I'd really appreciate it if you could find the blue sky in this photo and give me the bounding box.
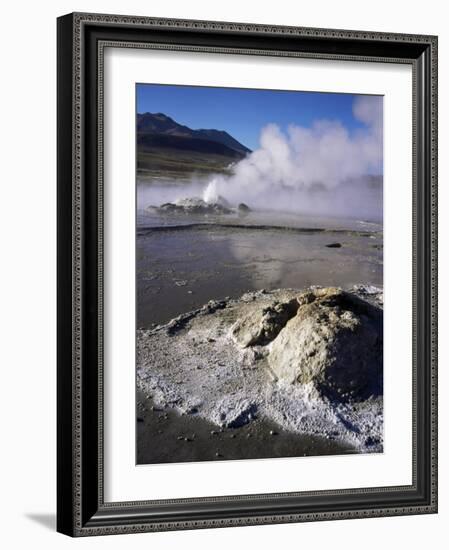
[137,83,379,151]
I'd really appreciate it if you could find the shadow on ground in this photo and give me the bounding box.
[25,513,56,531]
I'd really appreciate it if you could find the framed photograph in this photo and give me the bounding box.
[57,12,438,536]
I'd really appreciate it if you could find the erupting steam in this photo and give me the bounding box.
[201,95,383,220]
[138,95,383,221]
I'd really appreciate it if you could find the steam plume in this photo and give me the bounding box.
[202,95,383,220]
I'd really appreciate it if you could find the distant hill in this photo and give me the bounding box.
[137,112,251,180]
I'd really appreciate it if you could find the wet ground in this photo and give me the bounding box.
[136,210,382,327]
[137,391,355,465]
[136,209,383,464]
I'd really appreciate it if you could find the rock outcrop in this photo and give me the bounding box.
[231,298,299,347]
[148,197,253,216]
[237,203,251,213]
[229,287,382,402]
[267,288,382,401]
[151,197,232,215]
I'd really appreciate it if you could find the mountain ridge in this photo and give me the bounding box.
[137,112,251,156]
[137,112,251,180]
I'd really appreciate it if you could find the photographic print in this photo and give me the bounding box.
[135,84,384,465]
[57,14,437,534]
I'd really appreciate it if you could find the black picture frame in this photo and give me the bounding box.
[57,12,438,536]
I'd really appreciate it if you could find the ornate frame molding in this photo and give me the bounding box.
[57,12,437,536]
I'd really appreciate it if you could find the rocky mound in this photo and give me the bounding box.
[270,289,382,401]
[148,197,251,216]
[150,196,232,215]
[237,203,251,213]
[137,286,384,451]
[230,287,382,401]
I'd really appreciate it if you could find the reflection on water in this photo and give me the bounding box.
[136,210,382,327]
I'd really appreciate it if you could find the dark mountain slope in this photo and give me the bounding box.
[137,112,251,154]
[137,113,251,180]
[196,128,251,155]
[137,133,245,158]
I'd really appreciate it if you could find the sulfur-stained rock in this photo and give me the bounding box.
[230,298,299,347]
[268,288,382,401]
